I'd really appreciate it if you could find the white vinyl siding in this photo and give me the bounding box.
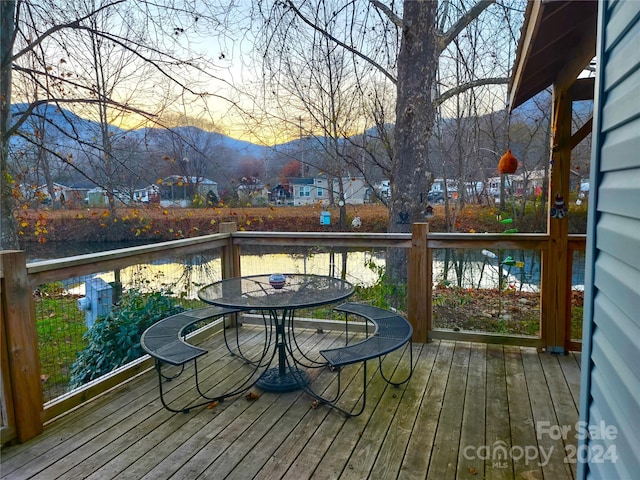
[579,1,640,479]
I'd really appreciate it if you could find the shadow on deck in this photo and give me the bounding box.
[0,325,581,479]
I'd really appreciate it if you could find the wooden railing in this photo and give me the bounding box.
[0,223,586,444]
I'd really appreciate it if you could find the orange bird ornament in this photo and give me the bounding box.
[498,149,518,174]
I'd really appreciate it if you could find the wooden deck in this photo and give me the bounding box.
[0,325,581,480]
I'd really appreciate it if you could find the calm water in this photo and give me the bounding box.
[25,241,585,298]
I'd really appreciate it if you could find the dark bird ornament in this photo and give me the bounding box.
[550,194,568,219]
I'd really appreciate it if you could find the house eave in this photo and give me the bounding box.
[508,0,598,111]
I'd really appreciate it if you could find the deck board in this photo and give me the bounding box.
[0,326,581,480]
[371,343,437,480]
[521,349,576,480]
[485,344,513,480]
[456,342,486,479]
[428,342,470,479]
[399,341,454,480]
[559,352,582,409]
[335,344,418,480]
[539,353,581,479]
[505,346,544,480]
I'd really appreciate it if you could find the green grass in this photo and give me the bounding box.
[34,290,205,401]
[35,295,89,399]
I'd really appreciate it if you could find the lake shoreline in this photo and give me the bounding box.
[17,202,588,253]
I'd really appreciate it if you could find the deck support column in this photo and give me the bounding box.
[543,87,572,353]
[220,222,240,279]
[1,250,43,442]
[409,222,431,343]
[219,222,241,328]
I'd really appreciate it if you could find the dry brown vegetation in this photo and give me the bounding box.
[16,204,492,243]
[16,201,587,244]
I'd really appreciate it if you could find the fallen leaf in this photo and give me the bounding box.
[245,391,260,401]
[207,401,219,409]
[468,466,478,475]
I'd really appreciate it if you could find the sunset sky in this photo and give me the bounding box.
[19,1,520,147]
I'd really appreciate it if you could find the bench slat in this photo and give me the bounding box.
[321,302,412,367]
[321,335,406,366]
[141,306,241,366]
[149,342,206,366]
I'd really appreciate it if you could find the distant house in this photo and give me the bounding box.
[291,177,328,206]
[29,182,69,205]
[133,185,160,204]
[334,176,370,205]
[78,185,158,207]
[487,169,547,198]
[29,182,88,207]
[291,176,370,206]
[237,182,268,206]
[268,184,293,205]
[430,178,458,195]
[85,188,128,207]
[85,188,108,207]
[512,169,547,196]
[376,180,391,199]
[159,176,218,207]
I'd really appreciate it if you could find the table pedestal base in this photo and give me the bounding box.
[257,367,309,392]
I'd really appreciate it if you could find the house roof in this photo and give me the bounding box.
[35,182,70,191]
[163,175,216,185]
[289,178,315,185]
[508,0,598,110]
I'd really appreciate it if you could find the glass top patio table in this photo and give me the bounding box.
[197,274,354,311]
[198,274,354,392]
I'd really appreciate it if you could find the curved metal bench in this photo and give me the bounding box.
[309,302,414,417]
[141,305,260,413]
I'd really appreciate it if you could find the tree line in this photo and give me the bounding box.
[3,0,594,281]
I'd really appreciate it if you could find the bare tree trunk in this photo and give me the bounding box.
[40,137,59,209]
[387,1,439,282]
[0,1,18,249]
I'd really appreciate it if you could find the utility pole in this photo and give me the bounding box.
[299,116,305,177]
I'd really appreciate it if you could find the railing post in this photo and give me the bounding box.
[408,223,431,343]
[1,251,43,442]
[543,86,571,353]
[219,222,240,279]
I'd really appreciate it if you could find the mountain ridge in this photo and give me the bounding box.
[9,103,270,158]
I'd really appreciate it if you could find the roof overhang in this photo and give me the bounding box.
[508,0,598,111]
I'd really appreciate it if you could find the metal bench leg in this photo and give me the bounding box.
[342,312,370,346]
[339,361,367,417]
[155,359,229,414]
[303,361,367,417]
[154,360,196,414]
[378,341,414,387]
[224,311,273,368]
[352,361,367,417]
[345,313,350,345]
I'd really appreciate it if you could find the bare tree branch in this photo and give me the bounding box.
[370,0,402,27]
[434,77,510,106]
[9,0,127,62]
[437,0,495,53]
[285,0,397,84]
[14,131,111,191]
